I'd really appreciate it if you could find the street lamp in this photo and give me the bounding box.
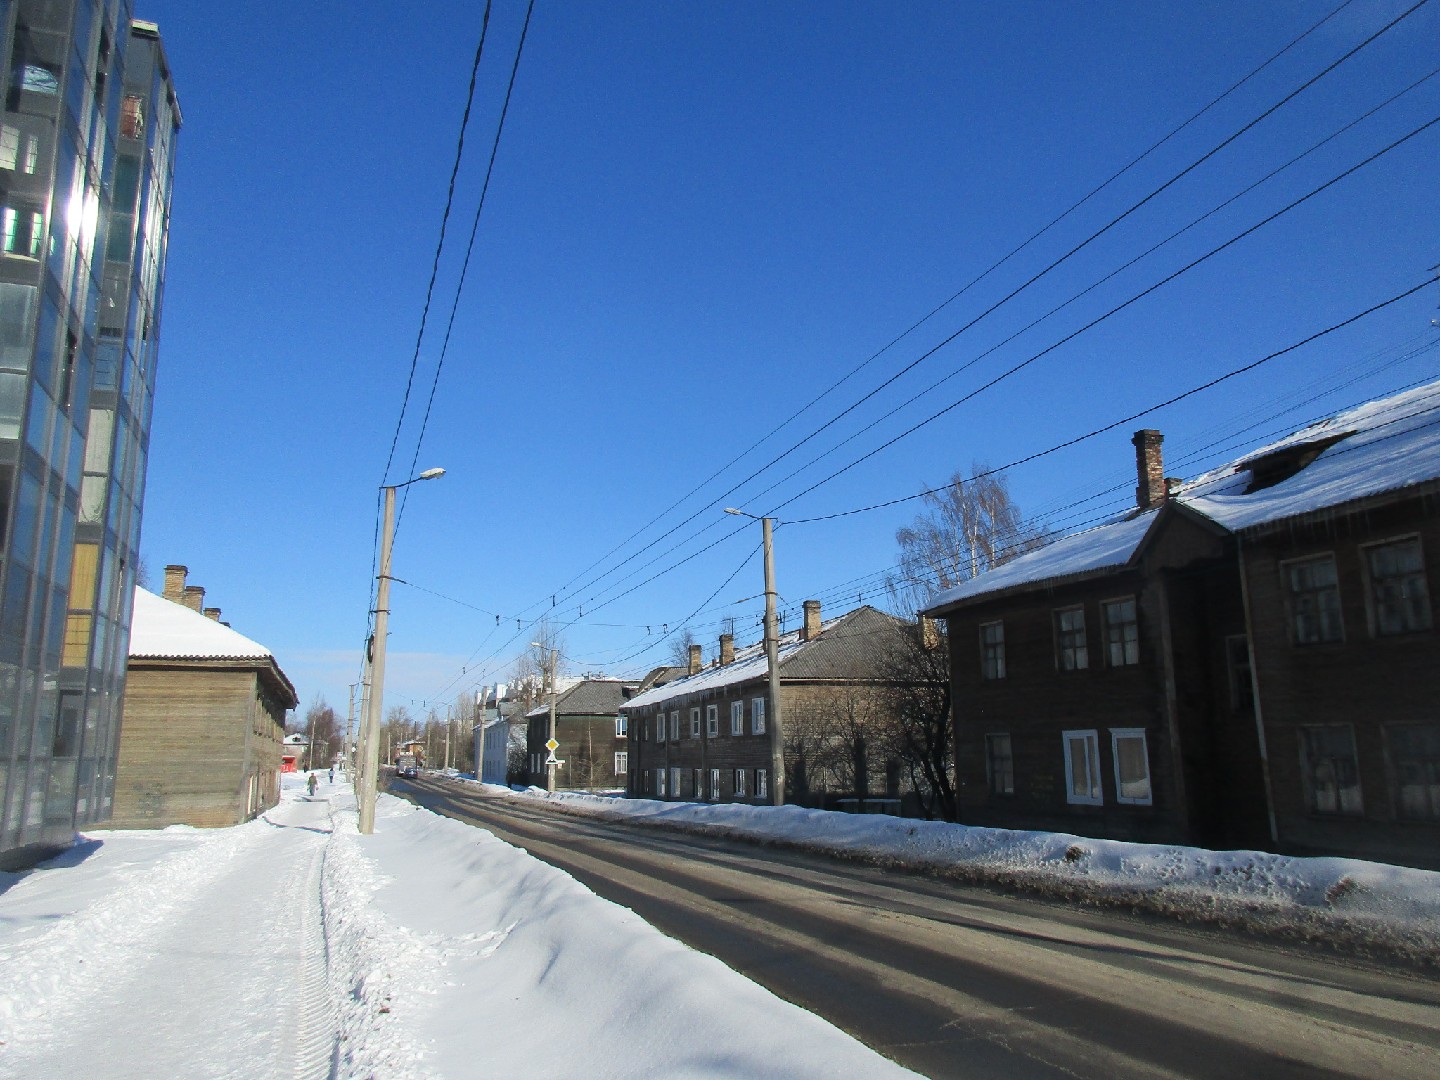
[724,508,785,806]
[357,466,446,835]
[530,642,559,792]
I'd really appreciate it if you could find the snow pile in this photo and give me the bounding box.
[503,786,1440,957]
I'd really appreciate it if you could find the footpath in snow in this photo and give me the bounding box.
[0,773,918,1080]
[491,781,1440,964]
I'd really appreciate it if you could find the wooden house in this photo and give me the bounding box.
[524,678,638,791]
[924,382,1440,869]
[110,569,298,829]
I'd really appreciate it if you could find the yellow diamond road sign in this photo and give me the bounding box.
[545,738,559,752]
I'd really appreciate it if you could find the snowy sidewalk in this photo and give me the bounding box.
[0,774,918,1079]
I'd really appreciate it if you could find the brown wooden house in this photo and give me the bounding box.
[924,382,1440,869]
[622,603,914,811]
[525,678,638,791]
[110,567,298,828]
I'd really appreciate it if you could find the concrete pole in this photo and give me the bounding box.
[546,649,559,792]
[444,705,452,771]
[358,484,396,835]
[762,516,785,807]
[474,686,488,783]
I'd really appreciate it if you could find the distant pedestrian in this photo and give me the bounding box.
[328,767,334,784]
[307,772,317,797]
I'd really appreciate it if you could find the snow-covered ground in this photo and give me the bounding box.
[493,781,1440,962]
[0,773,918,1079]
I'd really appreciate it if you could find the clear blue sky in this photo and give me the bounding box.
[133,0,1439,723]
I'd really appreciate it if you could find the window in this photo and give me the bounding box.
[120,94,144,138]
[656,768,668,798]
[734,769,748,798]
[1055,607,1089,671]
[615,715,627,738]
[692,768,703,797]
[690,708,701,738]
[669,767,681,797]
[656,713,666,744]
[1,205,44,258]
[1103,598,1139,667]
[1286,555,1343,644]
[614,751,628,775]
[1063,729,1102,805]
[756,768,769,799]
[985,733,1013,796]
[751,697,766,735]
[1110,729,1152,805]
[706,704,719,738]
[980,621,1005,680]
[1299,725,1362,815]
[730,701,744,736]
[1387,724,1440,821]
[709,768,721,801]
[0,127,37,174]
[1225,635,1254,711]
[669,711,680,741]
[1365,537,1431,636]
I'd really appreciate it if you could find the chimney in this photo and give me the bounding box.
[802,600,822,641]
[182,585,205,613]
[719,633,735,665]
[687,643,703,676]
[1132,429,1165,511]
[203,607,221,622]
[163,564,187,602]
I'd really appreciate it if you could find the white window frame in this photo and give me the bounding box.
[709,767,721,801]
[692,768,703,798]
[1109,728,1152,805]
[669,710,680,741]
[1062,729,1103,806]
[614,751,627,775]
[669,767,682,797]
[751,697,766,735]
[656,713,666,744]
[706,704,719,738]
[615,714,628,738]
[730,701,744,735]
[656,767,667,798]
[756,768,769,799]
[690,707,701,738]
[1102,596,1139,667]
[984,732,1014,796]
[734,768,748,798]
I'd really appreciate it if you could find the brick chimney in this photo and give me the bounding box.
[1132,429,1165,511]
[719,633,734,665]
[203,607,221,622]
[163,564,187,602]
[802,600,822,641]
[182,585,205,613]
[687,643,703,675]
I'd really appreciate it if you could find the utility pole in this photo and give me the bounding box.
[346,682,357,776]
[726,508,786,806]
[474,686,487,783]
[547,648,559,792]
[444,705,452,772]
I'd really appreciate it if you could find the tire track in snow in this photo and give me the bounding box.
[293,804,340,1080]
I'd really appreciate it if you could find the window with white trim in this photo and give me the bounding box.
[1300,724,1362,815]
[669,767,681,797]
[669,711,680,741]
[1062,729,1102,805]
[985,733,1013,796]
[709,768,721,800]
[1364,537,1432,636]
[1109,728,1151,805]
[1055,607,1089,671]
[756,768,769,799]
[730,701,744,735]
[656,768,667,797]
[1285,555,1343,644]
[751,697,766,734]
[690,708,701,738]
[614,751,627,775]
[615,715,627,738]
[1103,597,1139,667]
[734,768,748,798]
[692,768,703,798]
[706,704,719,738]
[980,620,1005,680]
[1387,723,1440,821]
[656,713,666,744]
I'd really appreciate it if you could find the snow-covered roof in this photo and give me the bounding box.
[622,607,899,712]
[925,379,1440,612]
[129,587,274,660]
[1177,380,1440,532]
[523,678,637,720]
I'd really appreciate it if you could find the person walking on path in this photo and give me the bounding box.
[307,772,318,797]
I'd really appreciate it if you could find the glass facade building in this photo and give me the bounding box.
[0,0,178,868]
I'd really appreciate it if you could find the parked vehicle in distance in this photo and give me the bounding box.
[395,753,419,779]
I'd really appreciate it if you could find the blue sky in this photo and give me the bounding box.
[132,0,1439,722]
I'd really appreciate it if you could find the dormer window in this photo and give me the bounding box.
[1241,431,1352,493]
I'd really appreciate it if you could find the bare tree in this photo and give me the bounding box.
[303,697,343,771]
[669,627,698,668]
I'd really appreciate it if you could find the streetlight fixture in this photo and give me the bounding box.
[724,508,785,806]
[357,466,446,835]
[530,641,560,792]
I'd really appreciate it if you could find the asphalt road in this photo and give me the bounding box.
[389,774,1440,1080]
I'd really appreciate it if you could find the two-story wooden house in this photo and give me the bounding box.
[924,382,1440,869]
[525,678,638,791]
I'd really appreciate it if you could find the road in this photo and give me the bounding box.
[391,774,1440,1080]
